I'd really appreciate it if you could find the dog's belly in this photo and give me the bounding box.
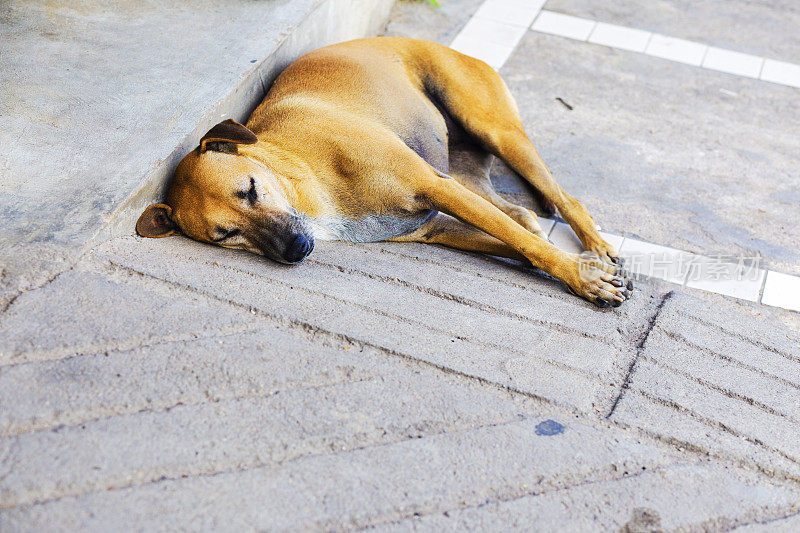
[309,210,437,243]
[402,127,448,173]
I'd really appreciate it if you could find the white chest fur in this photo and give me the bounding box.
[308,210,436,243]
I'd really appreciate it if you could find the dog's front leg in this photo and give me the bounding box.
[418,174,631,307]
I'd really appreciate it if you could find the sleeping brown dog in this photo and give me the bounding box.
[137,37,632,307]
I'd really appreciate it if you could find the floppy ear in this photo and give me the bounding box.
[136,204,180,238]
[199,119,258,153]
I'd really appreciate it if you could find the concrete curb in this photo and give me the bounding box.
[93,0,395,246]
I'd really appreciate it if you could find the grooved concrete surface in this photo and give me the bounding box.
[2,235,800,530]
[4,0,800,530]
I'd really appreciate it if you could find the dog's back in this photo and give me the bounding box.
[246,38,493,173]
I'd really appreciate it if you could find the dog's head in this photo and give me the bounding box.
[137,119,314,264]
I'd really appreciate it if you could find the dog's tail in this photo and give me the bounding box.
[416,41,558,217]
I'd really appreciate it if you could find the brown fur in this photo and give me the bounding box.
[137,37,632,307]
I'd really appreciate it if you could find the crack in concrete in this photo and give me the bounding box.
[305,256,627,349]
[0,322,264,370]
[610,417,800,485]
[102,260,573,413]
[2,416,542,512]
[734,510,800,531]
[660,328,800,392]
[0,266,70,317]
[605,291,673,419]
[687,314,800,365]
[692,507,800,533]
[0,231,106,317]
[631,388,800,468]
[1,371,378,440]
[134,254,609,384]
[641,353,800,424]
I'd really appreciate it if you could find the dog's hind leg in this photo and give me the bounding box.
[422,47,620,265]
[449,141,549,240]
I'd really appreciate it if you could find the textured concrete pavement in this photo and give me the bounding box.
[3,0,800,530]
[2,235,800,530]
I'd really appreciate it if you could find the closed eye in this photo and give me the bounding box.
[236,177,258,205]
[212,227,240,242]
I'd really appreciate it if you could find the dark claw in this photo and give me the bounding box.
[562,282,579,296]
[626,280,634,290]
[595,298,610,308]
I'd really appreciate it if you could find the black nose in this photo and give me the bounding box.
[283,233,314,263]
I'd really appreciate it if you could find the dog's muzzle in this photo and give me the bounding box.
[282,233,314,263]
[248,211,315,264]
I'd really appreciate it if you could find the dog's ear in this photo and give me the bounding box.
[136,204,180,238]
[199,119,258,153]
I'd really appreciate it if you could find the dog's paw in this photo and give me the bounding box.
[585,238,623,267]
[563,253,633,308]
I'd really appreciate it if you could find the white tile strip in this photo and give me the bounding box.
[645,34,708,66]
[760,59,800,88]
[588,22,652,53]
[529,9,800,90]
[548,221,623,255]
[531,11,596,41]
[538,216,556,236]
[761,271,800,312]
[702,47,764,78]
[473,0,546,28]
[450,0,545,69]
[618,238,696,286]
[547,221,583,254]
[450,31,520,69]
[685,255,766,303]
[457,16,528,49]
[448,1,800,312]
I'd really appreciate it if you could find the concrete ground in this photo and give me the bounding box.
[2,0,800,531]
[3,234,800,530]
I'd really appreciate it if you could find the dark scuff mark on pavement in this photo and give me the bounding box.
[606,291,673,419]
[555,97,573,110]
[535,419,565,436]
